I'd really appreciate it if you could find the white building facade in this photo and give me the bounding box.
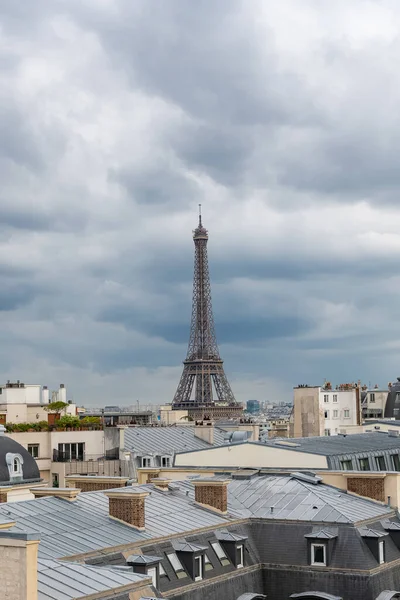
[320,387,360,436]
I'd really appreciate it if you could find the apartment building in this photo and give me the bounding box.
[294,383,361,437]
[0,380,76,425]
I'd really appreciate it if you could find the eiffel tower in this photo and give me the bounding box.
[172,207,243,420]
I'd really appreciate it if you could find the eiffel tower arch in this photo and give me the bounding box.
[172,208,243,420]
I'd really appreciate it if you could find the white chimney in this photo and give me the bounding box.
[42,387,49,405]
[58,384,67,404]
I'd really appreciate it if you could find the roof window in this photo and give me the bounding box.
[211,541,230,566]
[167,553,187,579]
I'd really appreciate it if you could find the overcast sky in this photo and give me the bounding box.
[2,0,400,406]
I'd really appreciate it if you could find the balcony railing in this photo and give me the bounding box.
[52,450,119,463]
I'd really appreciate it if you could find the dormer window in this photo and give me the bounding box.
[172,540,208,581]
[126,553,163,588]
[142,456,152,468]
[215,530,248,568]
[305,527,337,567]
[311,543,326,566]
[161,455,171,468]
[358,527,388,564]
[6,452,24,480]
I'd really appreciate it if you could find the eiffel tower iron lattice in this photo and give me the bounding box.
[172,208,242,418]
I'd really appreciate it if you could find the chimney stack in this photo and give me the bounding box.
[194,423,214,445]
[31,488,80,502]
[0,530,40,600]
[105,489,149,530]
[193,478,230,514]
[150,478,172,492]
[42,386,49,405]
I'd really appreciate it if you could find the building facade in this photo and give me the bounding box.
[294,383,361,437]
[246,400,260,415]
[0,381,76,425]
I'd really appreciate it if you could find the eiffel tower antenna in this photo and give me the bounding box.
[172,210,243,420]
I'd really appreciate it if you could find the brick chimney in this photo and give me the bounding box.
[0,530,40,600]
[65,475,129,492]
[105,490,149,530]
[193,478,230,514]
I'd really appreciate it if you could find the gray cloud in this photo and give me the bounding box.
[1,0,400,404]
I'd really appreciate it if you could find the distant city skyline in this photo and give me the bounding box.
[2,2,400,405]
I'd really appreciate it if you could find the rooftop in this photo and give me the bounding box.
[177,474,392,524]
[0,484,230,561]
[261,432,400,456]
[124,425,227,455]
[38,558,147,600]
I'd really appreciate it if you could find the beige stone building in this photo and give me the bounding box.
[5,428,130,488]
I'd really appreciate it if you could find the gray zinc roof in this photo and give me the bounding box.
[0,484,230,560]
[124,426,226,456]
[37,558,148,600]
[178,474,393,523]
[261,432,400,456]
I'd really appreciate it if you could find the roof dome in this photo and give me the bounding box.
[0,426,41,485]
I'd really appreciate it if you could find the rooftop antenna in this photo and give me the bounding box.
[198,203,202,226]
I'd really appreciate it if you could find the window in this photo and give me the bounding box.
[370,393,375,403]
[344,409,350,418]
[376,456,386,471]
[324,410,329,419]
[211,542,230,566]
[333,394,338,403]
[236,544,244,568]
[53,473,59,487]
[194,556,203,581]
[159,563,167,577]
[333,410,338,418]
[391,454,400,471]
[167,553,186,579]
[142,457,151,468]
[6,452,23,479]
[161,456,171,468]
[28,444,39,459]
[58,443,84,462]
[311,543,326,566]
[359,458,370,471]
[379,541,385,564]
[148,566,157,587]
[204,553,213,571]
[340,460,352,470]
[323,395,329,403]
[324,429,331,436]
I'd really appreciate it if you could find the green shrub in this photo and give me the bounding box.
[57,414,81,428]
[80,416,101,426]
